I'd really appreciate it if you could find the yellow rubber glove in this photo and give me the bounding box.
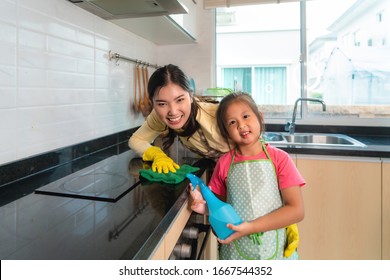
[142,146,180,174]
[284,223,299,258]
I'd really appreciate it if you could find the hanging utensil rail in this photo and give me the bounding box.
[109,50,160,69]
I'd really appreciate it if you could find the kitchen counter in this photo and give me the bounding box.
[271,134,390,158]
[263,124,390,158]
[0,150,213,260]
[0,129,388,260]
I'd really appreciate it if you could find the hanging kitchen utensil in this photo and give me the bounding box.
[133,63,141,113]
[140,65,152,117]
[144,65,152,114]
[137,64,143,112]
[138,65,147,116]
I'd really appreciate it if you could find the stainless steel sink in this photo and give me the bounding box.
[262,132,286,142]
[262,132,366,147]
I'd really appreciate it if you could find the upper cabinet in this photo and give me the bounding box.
[167,0,198,42]
[68,0,198,45]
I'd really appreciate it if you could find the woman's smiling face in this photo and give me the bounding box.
[153,83,193,130]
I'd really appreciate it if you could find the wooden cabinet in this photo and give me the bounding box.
[150,200,192,259]
[296,155,382,260]
[383,159,390,259]
[150,170,209,260]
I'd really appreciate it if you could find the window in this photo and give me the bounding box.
[221,67,252,92]
[216,0,390,125]
[216,8,236,26]
[221,66,287,104]
[376,11,383,23]
[254,66,287,104]
[353,30,362,47]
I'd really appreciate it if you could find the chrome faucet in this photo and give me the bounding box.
[285,97,326,134]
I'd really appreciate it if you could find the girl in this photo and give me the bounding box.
[190,92,305,260]
[128,64,231,173]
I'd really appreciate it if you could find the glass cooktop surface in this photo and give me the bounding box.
[35,151,140,202]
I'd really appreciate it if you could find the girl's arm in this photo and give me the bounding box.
[218,185,304,244]
[188,184,226,215]
[188,184,208,215]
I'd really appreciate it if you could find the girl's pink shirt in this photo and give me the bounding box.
[209,143,306,197]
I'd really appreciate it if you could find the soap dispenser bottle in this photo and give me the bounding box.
[186,173,243,240]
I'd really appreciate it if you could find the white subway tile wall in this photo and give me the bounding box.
[0,0,156,165]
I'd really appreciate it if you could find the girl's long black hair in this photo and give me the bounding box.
[148,64,200,151]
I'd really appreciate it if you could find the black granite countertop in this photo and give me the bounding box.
[0,150,213,260]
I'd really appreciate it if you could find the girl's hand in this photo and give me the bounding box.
[188,183,207,214]
[217,222,254,244]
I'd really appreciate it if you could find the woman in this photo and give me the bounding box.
[128,64,231,173]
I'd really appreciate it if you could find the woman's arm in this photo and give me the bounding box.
[128,110,166,156]
[128,121,162,156]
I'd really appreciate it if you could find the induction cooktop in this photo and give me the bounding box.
[35,151,141,202]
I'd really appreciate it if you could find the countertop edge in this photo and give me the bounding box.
[132,158,214,260]
[132,187,190,260]
[274,145,390,158]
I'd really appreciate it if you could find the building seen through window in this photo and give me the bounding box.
[216,0,390,124]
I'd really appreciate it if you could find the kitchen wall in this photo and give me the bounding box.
[0,0,215,166]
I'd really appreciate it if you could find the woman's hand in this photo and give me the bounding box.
[142,146,180,173]
[188,184,207,215]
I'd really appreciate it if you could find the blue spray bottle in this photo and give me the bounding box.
[186,173,243,240]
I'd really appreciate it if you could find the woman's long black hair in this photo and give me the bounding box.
[148,64,200,151]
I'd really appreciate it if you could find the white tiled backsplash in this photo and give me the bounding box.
[0,0,157,165]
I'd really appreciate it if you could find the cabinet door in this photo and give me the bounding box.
[150,200,192,260]
[383,160,390,260]
[150,171,208,260]
[297,155,381,260]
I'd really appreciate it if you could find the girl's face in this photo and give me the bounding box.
[224,101,262,153]
[153,83,193,130]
